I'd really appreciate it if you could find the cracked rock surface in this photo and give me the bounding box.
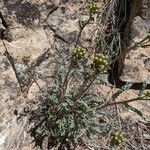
[0,0,98,149]
[0,0,150,149]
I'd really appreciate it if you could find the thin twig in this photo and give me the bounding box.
[97,97,150,110]
[75,17,91,48]
[26,64,44,94]
[126,35,149,53]
[115,102,122,130]
[62,62,74,95]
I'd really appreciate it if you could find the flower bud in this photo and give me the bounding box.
[111,132,124,146]
[72,48,85,61]
[92,54,108,72]
[22,56,30,64]
[90,3,100,15]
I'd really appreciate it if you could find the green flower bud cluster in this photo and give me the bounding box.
[111,132,124,146]
[22,56,30,64]
[144,91,150,98]
[72,48,85,61]
[77,123,83,129]
[90,3,100,15]
[92,54,108,71]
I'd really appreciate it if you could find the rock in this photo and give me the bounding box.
[4,28,52,61]
[0,0,86,149]
[144,58,150,71]
[0,137,5,145]
[0,0,150,149]
[143,134,150,140]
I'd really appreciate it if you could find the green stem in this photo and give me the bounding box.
[62,62,74,95]
[75,17,91,48]
[75,73,97,100]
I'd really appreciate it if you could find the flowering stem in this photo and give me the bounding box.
[75,17,91,48]
[75,72,97,100]
[62,62,75,95]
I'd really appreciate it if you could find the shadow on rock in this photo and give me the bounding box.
[3,0,40,27]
